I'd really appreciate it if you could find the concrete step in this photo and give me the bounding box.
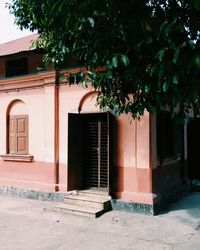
[54,189,112,218]
[54,203,105,218]
[78,189,110,198]
[64,194,111,209]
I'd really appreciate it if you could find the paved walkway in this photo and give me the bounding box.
[0,192,200,250]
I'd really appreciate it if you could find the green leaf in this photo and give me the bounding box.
[107,71,112,79]
[58,73,64,83]
[156,48,167,62]
[144,85,150,93]
[87,17,95,27]
[121,55,130,67]
[158,21,172,38]
[160,21,168,33]
[194,55,200,69]
[87,71,93,76]
[10,0,200,121]
[188,40,195,49]
[92,52,98,63]
[149,65,156,76]
[173,48,180,64]
[52,0,64,12]
[173,75,179,85]
[145,36,153,44]
[163,23,172,36]
[163,81,169,92]
[112,56,118,68]
[62,46,69,54]
[192,0,200,10]
[82,80,88,88]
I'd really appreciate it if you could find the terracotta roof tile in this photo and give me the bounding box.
[0,33,39,57]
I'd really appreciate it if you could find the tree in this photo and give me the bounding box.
[9,0,200,119]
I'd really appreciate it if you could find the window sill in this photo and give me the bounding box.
[0,154,34,162]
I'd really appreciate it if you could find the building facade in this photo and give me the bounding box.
[0,34,195,214]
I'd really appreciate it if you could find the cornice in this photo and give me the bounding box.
[0,67,88,93]
[0,71,55,92]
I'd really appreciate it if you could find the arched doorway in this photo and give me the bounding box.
[67,91,113,192]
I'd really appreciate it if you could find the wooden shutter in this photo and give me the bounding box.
[9,117,16,154]
[9,115,28,154]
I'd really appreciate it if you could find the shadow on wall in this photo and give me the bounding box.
[110,118,124,197]
[187,118,200,181]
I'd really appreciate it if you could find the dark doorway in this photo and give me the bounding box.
[68,112,111,192]
[187,118,200,180]
[83,114,108,189]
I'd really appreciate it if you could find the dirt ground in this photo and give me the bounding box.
[0,192,200,250]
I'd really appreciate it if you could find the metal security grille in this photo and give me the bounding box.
[100,121,108,187]
[84,116,108,189]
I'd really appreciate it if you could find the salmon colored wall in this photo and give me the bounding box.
[79,92,99,112]
[109,111,153,203]
[111,162,150,194]
[0,89,46,161]
[113,114,136,169]
[136,112,150,169]
[0,160,66,192]
[0,84,59,192]
[112,112,150,170]
[0,159,56,192]
[64,90,153,203]
[0,69,69,192]
[0,69,153,201]
[9,100,27,115]
[111,166,154,203]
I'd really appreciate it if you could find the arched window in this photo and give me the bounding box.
[7,100,29,155]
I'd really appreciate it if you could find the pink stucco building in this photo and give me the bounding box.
[0,34,198,214]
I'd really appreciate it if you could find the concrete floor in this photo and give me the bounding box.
[0,192,200,250]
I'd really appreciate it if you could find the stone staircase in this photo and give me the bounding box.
[54,189,112,218]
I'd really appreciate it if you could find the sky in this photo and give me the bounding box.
[0,0,34,44]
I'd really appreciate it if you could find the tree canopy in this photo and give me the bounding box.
[9,0,200,119]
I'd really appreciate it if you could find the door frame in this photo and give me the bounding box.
[67,111,112,193]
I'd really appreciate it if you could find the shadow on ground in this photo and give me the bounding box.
[158,192,200,227]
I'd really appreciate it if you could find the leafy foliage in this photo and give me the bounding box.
[9,0,200,119]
